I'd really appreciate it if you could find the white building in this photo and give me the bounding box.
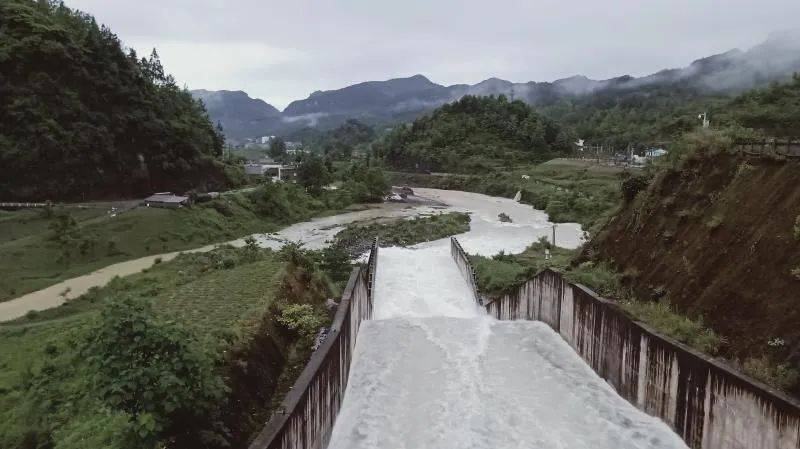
[243,164,298,182]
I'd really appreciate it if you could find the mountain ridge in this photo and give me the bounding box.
[193,32,800,140]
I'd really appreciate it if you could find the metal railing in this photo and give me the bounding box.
[732,138,800,158]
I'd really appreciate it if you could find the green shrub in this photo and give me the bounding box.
[211,200,234,217]
[621,174,650,203]
[334,212,470,251]
[564,261,622,297]
[51,409,130,449]
[276,304,325,339]
[521,189,549,210]
[742,356,800,391]
[470,255,527,296]
[320,245,353,284]
[620,299,722,354]
[83,296,228,447]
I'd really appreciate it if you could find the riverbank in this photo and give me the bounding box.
[0,200,435,322]
[1,188,586,448]
[388,159,624,234]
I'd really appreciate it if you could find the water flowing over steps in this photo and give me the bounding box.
[326,242,687,449]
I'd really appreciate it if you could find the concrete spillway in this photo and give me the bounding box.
[327,242,687,449]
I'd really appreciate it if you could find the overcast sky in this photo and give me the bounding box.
[67,0,800,110]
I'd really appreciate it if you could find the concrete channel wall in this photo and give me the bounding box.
[248,240,379,449]
[450,237,482,306]
[450,237,800,449]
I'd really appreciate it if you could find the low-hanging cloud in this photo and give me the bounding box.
[67,0,800,109]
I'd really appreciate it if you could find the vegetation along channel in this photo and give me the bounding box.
[2,0,800,448]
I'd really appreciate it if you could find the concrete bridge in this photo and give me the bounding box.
[248,238,800,449]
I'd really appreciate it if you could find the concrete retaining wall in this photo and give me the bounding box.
[450,238,800,449]
[248,240,378,449]
[449,237,482,306]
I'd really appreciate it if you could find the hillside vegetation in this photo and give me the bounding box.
[0,242,347,449]
[0,0,239,201]
[590,134,800,394]
[287,119,377,161]
[377,95,572,172]
[720,73,800,136]
[539,73,800,150]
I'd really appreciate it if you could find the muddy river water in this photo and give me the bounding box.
[0,189,583,322]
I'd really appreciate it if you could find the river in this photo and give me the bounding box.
[0,189,582,322]
[326,193,685,449]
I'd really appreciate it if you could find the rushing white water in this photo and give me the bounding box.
[413,188,585,254]
[328,196,686,449]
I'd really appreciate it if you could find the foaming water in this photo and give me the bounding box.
[329,318,687,449]
[373,245,481,319]
[328,192,687,449]
[413,188,585,255]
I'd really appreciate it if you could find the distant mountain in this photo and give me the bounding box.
[284,74,450,116]
[197,32,800,140]
[190,90,282,140]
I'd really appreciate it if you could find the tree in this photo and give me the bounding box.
[83,296,228,447]
[268,137,288,161]
[297,154,332,195]
[0,0,237,201]
[375,95,569,173]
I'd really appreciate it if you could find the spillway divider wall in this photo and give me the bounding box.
[449,237,800,449]
[450,237,483,306]
[248,239,379,449]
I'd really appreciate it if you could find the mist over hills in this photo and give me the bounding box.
[191,89,283,140]
[192,31,800,140]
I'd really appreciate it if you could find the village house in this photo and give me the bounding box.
[244,163,298,182]
[143,192,190,209]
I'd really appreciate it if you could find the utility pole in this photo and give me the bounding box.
[552,224,556,247]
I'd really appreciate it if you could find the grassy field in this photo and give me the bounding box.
[0,246,285,391]
[0,185,365,303]
[0,198,273,302]
[0,244,301,448]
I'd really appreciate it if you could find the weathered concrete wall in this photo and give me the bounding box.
[248,241,378,449]
[449,236,800,449]
[450,237,482,306]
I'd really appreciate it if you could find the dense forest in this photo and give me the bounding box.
[536,74,800,149]
[376,95,572,172]
[720,73,800,136]
[536,85,727,149]
[0,0,240,201]
[284,119,376,160]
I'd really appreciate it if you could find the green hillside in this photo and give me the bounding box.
[0,0,240,201]
[376,95,572,172]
